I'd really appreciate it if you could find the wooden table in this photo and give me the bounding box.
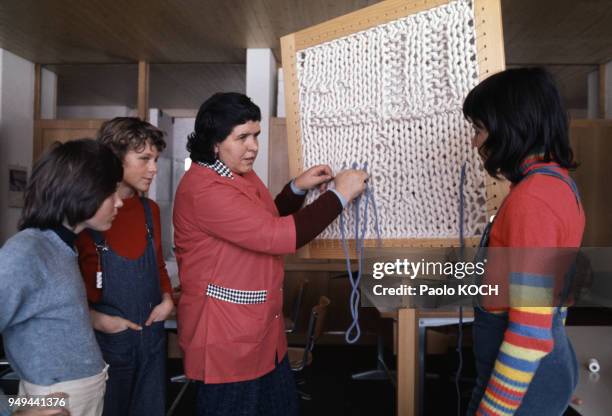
[380,307,474,416]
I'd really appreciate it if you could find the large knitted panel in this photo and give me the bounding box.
[296,0,486,239]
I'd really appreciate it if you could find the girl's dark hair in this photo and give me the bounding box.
[97,117,166,161]
[187,92,261,163]
[462,67,576,183]
[19,139,123,230]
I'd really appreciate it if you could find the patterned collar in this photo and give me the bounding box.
[196,159,234,179]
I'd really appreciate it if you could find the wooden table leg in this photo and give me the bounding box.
[397,308,418,416]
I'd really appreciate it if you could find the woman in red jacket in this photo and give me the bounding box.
[173,93,368,416]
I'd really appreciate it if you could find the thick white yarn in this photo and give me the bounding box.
[296,0,487,239]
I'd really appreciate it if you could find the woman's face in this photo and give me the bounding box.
[83,191,123,231]
[215,120,260,175]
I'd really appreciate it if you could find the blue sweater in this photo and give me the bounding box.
[0,228,105,386]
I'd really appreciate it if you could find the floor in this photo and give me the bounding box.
[165,342,583,416]
[165,306,612,415]
[3,306,609,415]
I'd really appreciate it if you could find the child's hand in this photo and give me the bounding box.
[90,309,142,333]
[144,293,174,326]
[14,407,70,416]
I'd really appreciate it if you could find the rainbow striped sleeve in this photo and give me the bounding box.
[477,305,555,415]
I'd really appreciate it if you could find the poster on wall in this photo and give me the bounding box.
[8,165,27,208]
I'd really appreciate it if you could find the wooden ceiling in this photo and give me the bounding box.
[0,0,382,64]
[48,63,246,109]
[1,0,610,109]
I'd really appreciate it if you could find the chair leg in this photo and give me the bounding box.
[351,334,396,387]
[295,376,312,401]
[297,388,312,401]
[293,369,312,401]
[166,379,191,416]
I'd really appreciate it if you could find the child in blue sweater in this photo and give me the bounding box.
[0,139,123,416]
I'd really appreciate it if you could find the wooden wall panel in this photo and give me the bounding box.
[268,117,290,197]
[137,61,150,121]
[570,119,612,247]
[33,119,105,162]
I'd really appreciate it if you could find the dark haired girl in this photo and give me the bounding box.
[0,139,123,416]
[464,68,584,415]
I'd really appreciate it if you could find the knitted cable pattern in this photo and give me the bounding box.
[296,0,486,239]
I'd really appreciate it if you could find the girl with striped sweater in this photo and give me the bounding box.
[463,68,585,416]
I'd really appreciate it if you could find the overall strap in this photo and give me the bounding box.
[522,166,582,310]
[140,197,155,241]
[524,166,581,207]
[478,165,580,249]
[87,229,108,289]
[88,228,106,247]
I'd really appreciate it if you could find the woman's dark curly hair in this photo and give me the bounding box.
[187,92,261,163]
[463,67,576,183]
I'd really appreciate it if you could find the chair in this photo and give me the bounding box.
[164,302,192,416]
[0,358,12,380]
[0,337,13,379]
[287,296,330,400]
[284,277,309,333]
[167,374,191,416]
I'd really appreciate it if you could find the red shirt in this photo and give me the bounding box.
[489,161,584,248]
[76,195,173,304]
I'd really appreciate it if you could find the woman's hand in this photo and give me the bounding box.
[90,309,142,333]
[145,293,175,326]
[293,165,333,192]
[334,169,369,203]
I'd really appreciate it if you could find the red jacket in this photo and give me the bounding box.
[173,164,296,383]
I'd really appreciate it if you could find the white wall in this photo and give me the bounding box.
[606,62,612,119]
[0,49,36,244]
[277,67,285,118]
[246,49,277,186]
[172,117,194,198]
[587,70,599,119]
[41,67,57,119]
[588,62,612,119]
[148,109,175,259]
[57,105,134,119]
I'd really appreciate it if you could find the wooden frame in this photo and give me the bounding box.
[281,0,508,258]
[32,59,151,162]
[138,60,150,121]
[33,119,106,162]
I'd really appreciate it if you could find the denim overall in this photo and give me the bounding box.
[466,166,580,416]
[90,198,166,416]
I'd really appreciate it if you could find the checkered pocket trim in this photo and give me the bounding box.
[206,283,267,304]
